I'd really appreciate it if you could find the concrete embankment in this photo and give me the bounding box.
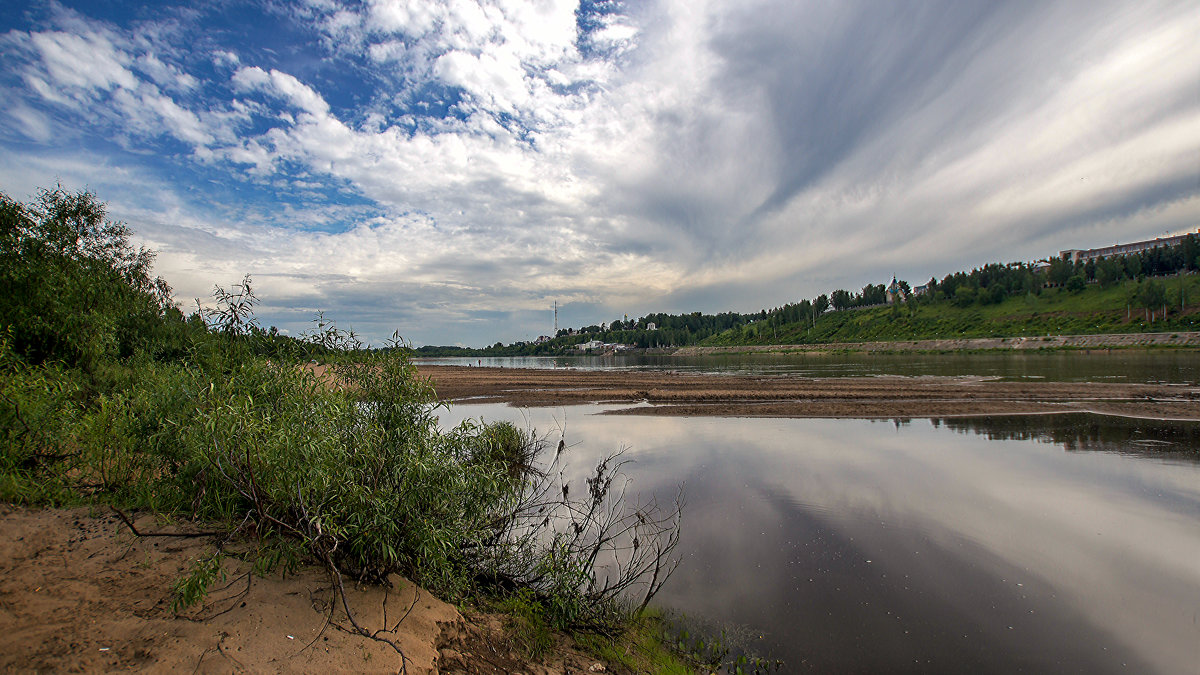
[675,331,1200,355]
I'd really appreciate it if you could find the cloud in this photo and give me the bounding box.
[1,0,1198,346]
[26,29,138,92]
[4,103,53,141]
[232,66,330,115]
[4,14,236,156]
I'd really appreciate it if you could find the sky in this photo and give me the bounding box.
[1,1,1198,347]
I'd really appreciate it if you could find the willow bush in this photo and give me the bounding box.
[0,185,683,634]
[183,347,521,599]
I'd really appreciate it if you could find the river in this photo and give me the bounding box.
[435,382,1200,672]
[416,350,1200,384]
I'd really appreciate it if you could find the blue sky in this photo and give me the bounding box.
[2,1,1198,346]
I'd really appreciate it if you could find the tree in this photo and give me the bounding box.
[1047,257,1073,286]
[953,285,977,307]
[1184,234,1200,271]
[860,284,886,306]
[1095,257,1121,288]
[830,289,851,311]
[1136,279,1166,310]
[1125,254,1143,279]
[0,186,174,370]
[1021,270,1041,295]
[813,294,830,315]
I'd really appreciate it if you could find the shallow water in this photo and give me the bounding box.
[416,350,1200,384]
[438,404,1200,674]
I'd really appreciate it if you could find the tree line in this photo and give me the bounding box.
[435,232,1200,354]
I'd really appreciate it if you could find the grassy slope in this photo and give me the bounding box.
[703,276,1200,347]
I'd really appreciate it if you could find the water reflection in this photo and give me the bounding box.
[416,350,1200,384]
[935,413,1200,460]
[438,405,1200,673]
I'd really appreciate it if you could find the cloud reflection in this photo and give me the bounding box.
[439,405,1200,673]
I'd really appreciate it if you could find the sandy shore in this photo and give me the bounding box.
[0,504,612,674]
[419,365,1200,419]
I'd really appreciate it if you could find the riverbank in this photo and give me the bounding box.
[677,331,1200,355]
[420,365,1200,419]
[0,504,615,674]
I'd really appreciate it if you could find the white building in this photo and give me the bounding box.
[1060,229,1199,264]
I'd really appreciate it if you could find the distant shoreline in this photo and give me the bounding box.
[674,331,1200,356]
[418,331,1200,359]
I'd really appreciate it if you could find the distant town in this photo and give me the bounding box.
[416,227,1200,357]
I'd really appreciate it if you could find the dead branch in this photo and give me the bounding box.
[324,552,412,675]
[299,586,337,654]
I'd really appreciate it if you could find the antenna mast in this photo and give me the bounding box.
[554,301,558,334]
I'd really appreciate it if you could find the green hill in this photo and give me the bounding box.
[701,275,1200,347]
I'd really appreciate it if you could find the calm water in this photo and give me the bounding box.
[416,350,1200,384]
[438,404,1200,674]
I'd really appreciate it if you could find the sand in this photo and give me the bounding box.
[0,504,613,674]
[419,365,1200,419]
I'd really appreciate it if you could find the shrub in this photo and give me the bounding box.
[0,186,684,637]
[0,186,174,372]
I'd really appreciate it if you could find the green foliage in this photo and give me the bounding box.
[0,329,83,503]
[571,609,695,674]
[0,186,684,641]
[175,346,510,597]
[464,420,536,485]
[1134,278,1167,309]
[172,552,227,612]
[702,274,1200,347]
[207,273,260,337]
[0,186,175,371]
[492,589,557,659]
[953,285,977,307]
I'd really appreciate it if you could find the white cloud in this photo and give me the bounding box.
[366,0,442,36]
[2,0,1198,345]
[8,18,237,154]
[232,67,330,116]
[5,104,53,142]
[433,49,529,111]
[27,30,138,93]
[136,53,198,92]
[211,49,239,67]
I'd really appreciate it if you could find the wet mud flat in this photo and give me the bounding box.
[419,365,1200,419]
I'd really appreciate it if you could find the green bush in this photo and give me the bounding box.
[0,329,82,503]
[0,186,174,372]
[0,186,684,637]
